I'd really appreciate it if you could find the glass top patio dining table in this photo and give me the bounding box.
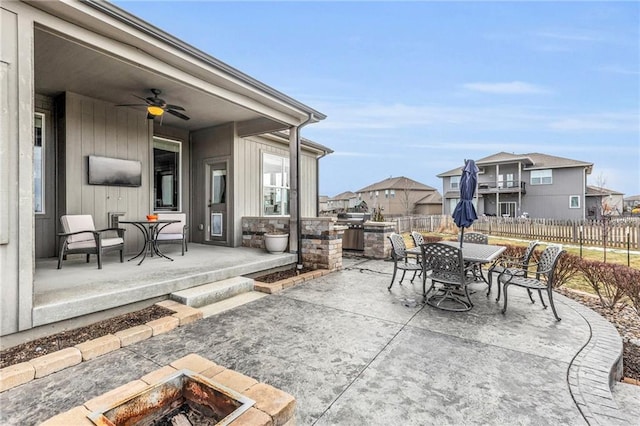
[119,219,180,265]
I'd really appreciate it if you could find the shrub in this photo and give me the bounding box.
[579,260,627,309]
[615,266,640,317]
[552,252,582,289]
[423,236,443,244]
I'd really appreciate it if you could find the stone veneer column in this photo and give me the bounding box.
[363,221,396,259]
[300,217,346,271]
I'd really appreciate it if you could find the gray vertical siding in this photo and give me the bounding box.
[60,92,152,254]
[1,3,35,335]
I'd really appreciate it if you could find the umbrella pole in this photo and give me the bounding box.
[460,227,464,248]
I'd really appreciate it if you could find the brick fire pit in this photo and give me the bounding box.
[41,354,296,426]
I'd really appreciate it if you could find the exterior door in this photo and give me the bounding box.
[206,161,228,245]
[499,202,516,217]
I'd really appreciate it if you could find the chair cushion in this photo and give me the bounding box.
[156,233,184,241]
[102,237,124,247]
[157,213,186,234]
[61,215,96,243]
[67,237,123,250]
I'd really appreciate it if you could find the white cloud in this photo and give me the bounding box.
[598,65,640,75]
[548,112,639,132]
[463,81,550,95]
[533,30,605,43]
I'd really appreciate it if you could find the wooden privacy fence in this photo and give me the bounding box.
[395,215,640,250]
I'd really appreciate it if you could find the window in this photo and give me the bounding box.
[530,169,552,185]
[449,198,459,213]
[153,137,181,211]
[569,195,580,209]
[263,153,289,216]
[390,189,395,198]
[450,176,460,189]
[34,114,44,214]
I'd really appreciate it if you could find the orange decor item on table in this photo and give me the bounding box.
[146,214,158,221]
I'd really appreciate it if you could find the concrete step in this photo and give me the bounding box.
[170,276,255,308]
[199,291,267,318]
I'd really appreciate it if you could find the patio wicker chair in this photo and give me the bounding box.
[156,213,189,255]
[57,214,125,269]
[387,233,422,291]
[498,245,565,321]
[420,242,476,312]
[489,240,539,299]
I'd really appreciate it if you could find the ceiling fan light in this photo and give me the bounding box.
[147,105,164,116]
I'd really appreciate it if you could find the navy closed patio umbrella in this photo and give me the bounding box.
[452,159,479,248]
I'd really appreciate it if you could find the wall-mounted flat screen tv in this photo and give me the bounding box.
[88,155,142,187]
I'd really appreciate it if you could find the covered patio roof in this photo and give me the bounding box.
[29,0,325,134]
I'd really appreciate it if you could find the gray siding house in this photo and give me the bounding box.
[438,152,593,220]
[1,0,330,336]
[356,176,442,217]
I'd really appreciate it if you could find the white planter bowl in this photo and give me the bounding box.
[264,233,289,254]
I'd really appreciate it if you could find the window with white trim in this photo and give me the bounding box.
[153,137,181,211]
[263,153,289,216]
[569,195,580,209]
[450,176,460,189]
[34,113,45,214]
[530,169,552,185]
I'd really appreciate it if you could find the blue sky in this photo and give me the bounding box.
[114,1,639,198]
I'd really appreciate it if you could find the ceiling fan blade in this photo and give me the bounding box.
[166,109,190,120]
[117,103,148,107]
[133,94,152,104]
[147,112,156,120]
[165,104,185,111]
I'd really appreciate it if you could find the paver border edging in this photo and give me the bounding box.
[562,294,630,425]
[0,303,203,393]
[253,268,331,294]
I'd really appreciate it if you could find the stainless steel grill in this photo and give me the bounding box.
[336,213,370,251]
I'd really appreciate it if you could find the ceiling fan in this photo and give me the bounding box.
[120,88,190,121]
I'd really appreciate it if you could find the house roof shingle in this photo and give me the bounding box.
[437,152,593,177]
[328,191,357,202]
[585,186,624,197]
[356,176,437,193]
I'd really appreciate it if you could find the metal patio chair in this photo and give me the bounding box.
[57,214,125,269]
[410,231,425,248]
[420,242,476,312]
[498,245,565,321]
[387,233,422,291]
[489,240,540,298]
[461,232,488,245]
[460,231,489,284]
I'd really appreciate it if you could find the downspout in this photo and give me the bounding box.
[295,113,315,269]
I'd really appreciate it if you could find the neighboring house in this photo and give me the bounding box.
[326,191,359,212]
[1,1,330,336]
[624,195,640,212]
[355,176,442,217]
[437,152,593,220]
[318,195,329,214]
[414,192,444,215]
[585,186,624,218]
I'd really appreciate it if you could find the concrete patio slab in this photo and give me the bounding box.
[1,257,636,425]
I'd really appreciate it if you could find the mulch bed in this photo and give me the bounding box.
[0,305,173,369]
[253,267,314,283]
